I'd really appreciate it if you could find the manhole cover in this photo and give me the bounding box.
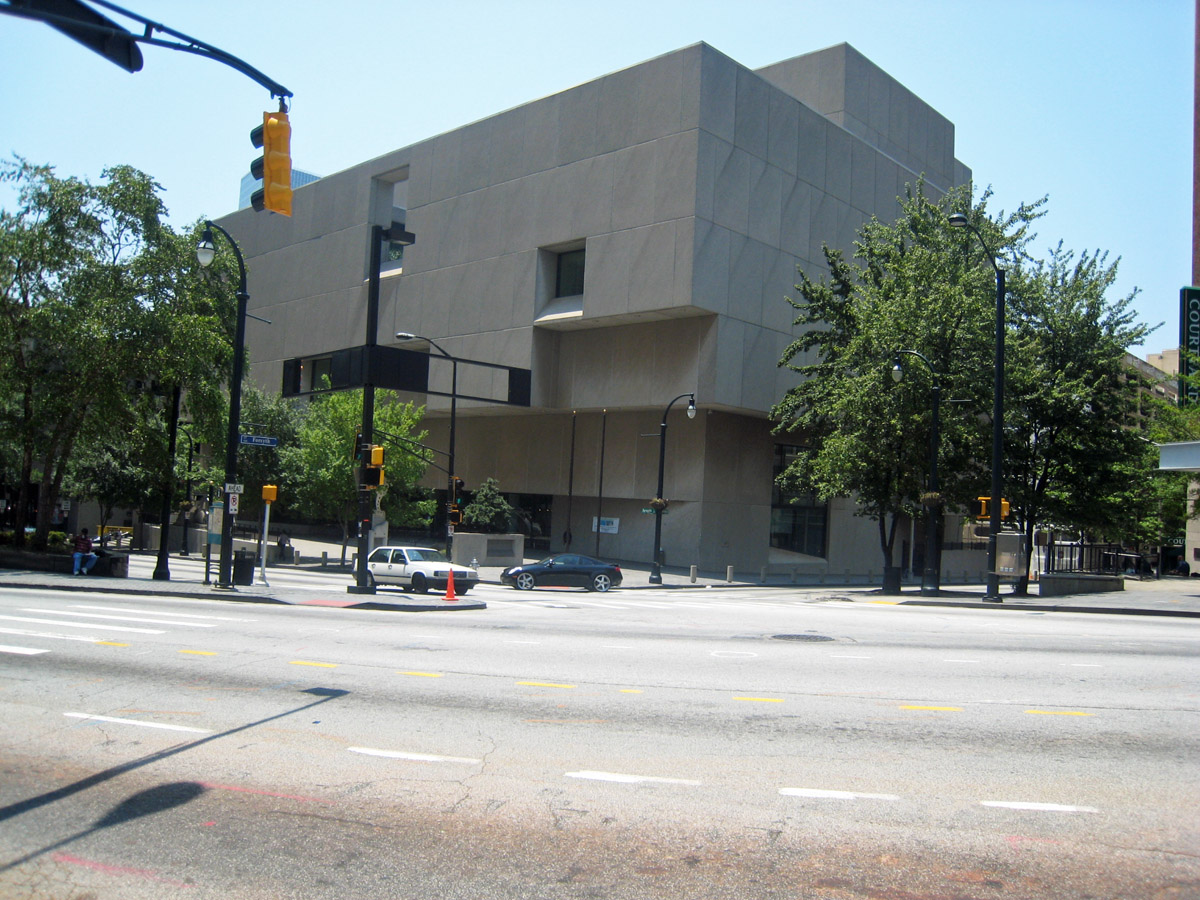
[772,634,834,642]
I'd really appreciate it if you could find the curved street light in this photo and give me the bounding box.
[649,392,697,584]
[948,212,1006,602]
[892,350,942,596]
[396,332,459,560]
[197,221,248,590]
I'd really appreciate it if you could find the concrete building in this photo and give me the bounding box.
[217,41,973,577]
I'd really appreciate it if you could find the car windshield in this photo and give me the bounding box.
[406,548,449,563]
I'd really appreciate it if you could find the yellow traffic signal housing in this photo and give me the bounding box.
[250,110,292,216]
[363,445,385,488]
[969,497,1010,520]
[448,504,462,526]
[262,484,278,503]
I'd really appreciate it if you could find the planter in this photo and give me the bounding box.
[0,547,129,577]
[451,532,524,568]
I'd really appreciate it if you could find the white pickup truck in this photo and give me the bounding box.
[365,545,478,594]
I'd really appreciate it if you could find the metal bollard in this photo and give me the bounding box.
[321,551,328,567]
[690,565,697,583]
[760,566,767,583]
[726,565,734,582]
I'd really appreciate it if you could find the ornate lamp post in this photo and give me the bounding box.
[649,392,696,584]
[197,221,248,590]
[395,332,459,558]
[892,350,942,596]
[948,212,1006,602]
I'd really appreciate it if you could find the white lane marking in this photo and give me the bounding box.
[348,747,481,764]
[24,608,218,628]
[1064,663,1103,668]
[504,640,542,645]
[981,801,1099,813]
[0,627,105,644]
[570,601,631,609]
[72,605,251,621]
[829,654,872,659]
[711,650,758,659]
[566,771,701,785]
[64,712,211,734]
[0,644,50,655]
[0,615,163,634]
[781,788,900,801]
[602,645,634,649]
[943,659,979,663]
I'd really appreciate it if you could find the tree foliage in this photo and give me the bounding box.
[0,158,235,548]
[285,386,434,559]
[461,477,515,534]
[772,182,1045,569]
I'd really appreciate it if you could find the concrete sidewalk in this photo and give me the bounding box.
[3,550,1200,617]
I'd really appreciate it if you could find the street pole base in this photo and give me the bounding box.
[982,596,1003,603]
[346,585,376,595]
[212,584,237,592]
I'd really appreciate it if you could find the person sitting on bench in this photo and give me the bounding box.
[73,528,98,575]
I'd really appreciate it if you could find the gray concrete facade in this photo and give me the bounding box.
[219,41,970,577]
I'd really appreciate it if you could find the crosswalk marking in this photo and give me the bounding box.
[0,626,107,644]
[72,605,250,622]
[0,614,164,634]
[0,644,50,655]
[23,608,219,628]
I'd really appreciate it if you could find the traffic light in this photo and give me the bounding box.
[363,445,385,488]
[452,476,465,500]
[448,503,462,526]
[262,484,278,503]
[968,497,1011,519]
[352,431,365,463]
[250,110,292,216]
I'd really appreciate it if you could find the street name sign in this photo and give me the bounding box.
[240,434,279,447]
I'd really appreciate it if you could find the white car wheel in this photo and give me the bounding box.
[591,573,612,592]
[515,572,536,591]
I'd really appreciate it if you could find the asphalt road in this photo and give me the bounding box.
[1,580,1198,899]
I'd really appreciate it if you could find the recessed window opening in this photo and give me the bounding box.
[555,248,585,298]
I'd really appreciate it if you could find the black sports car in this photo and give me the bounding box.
[500,553,622,592]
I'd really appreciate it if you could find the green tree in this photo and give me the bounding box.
[1001,243,1151,591]
[0,159,235,549]
[461,477,514,534]
[287,386,433,561]
[772,182,1045,582]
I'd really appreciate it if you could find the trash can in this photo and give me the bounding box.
[232,550,255,586]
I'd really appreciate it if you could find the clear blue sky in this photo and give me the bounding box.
[1,0,1191,356]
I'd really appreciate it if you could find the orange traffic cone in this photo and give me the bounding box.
[443,568,457,601]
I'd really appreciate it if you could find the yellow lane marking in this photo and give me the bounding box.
[900,705,963,711]
[517,681,576,689]
[95,641,128,647]
[735,697,784,703]
[869,601,899,605]
[290,660,338,668]
[180,650,217,656]
[399,671,443,678]
[619,689,643,694]
[1025,709,1094,716]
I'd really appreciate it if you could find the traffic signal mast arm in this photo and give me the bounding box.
[1,0,292,98]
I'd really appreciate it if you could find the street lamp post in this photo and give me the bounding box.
[948,212,1006,602]
[347,223,416,594]
[649,392,697,584]
[178,424,195,556]
[892,351,942,596]
[396,332,458,559]
[197,221,248,590]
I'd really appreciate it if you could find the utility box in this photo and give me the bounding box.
[995,532,1025,577]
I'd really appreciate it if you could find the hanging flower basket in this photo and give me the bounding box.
[648,497,669,511]
[919,492,944,508]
